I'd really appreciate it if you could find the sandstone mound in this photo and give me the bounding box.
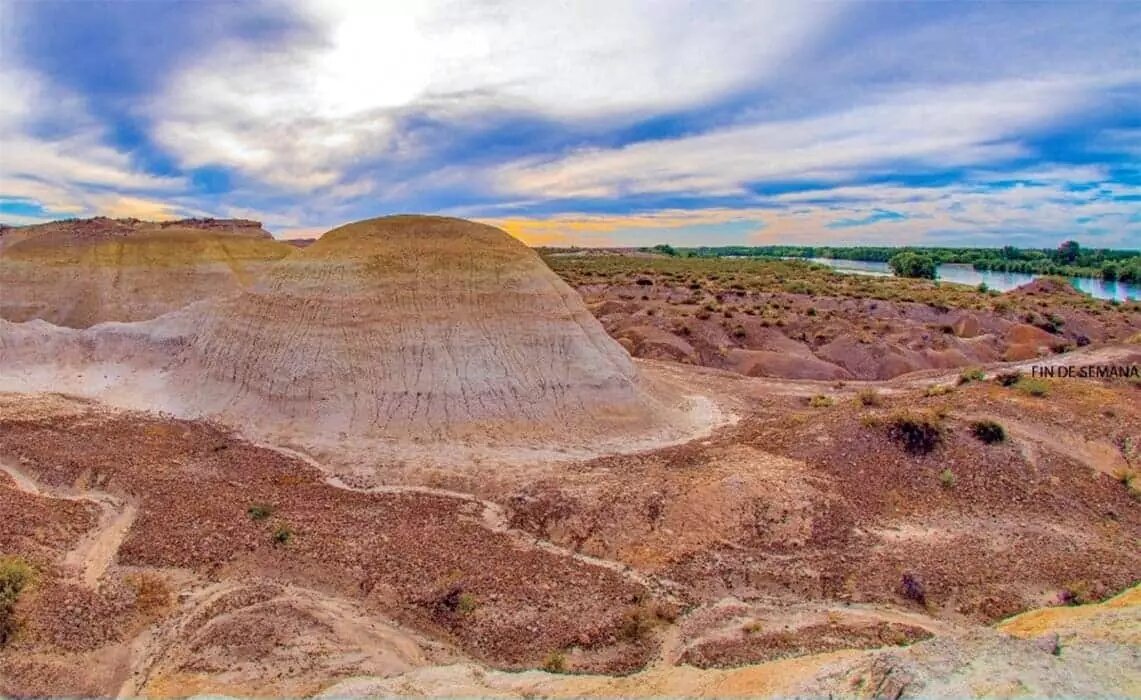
[0,216,709,460]
[0,217,293,327]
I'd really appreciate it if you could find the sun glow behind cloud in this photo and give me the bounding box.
[1,0,1139,247]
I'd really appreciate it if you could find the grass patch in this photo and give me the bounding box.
[924,384,953,397]
[1117,469,1141,500]
[1015,378,1050,397]
[542,650,568,673]
[958,367,987,384]
[885,411,944,454]
[456,592,478,615]
[939,469,956,489]
[970,419,1006,444]
[1,556,35,645]
[808,394,834,408]
[856,388,882,407]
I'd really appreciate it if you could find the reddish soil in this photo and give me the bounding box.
[0,404,660,691]
[546,255,1141,380]
[502,367,1141,622]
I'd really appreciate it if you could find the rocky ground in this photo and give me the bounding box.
[1,344,1137,696]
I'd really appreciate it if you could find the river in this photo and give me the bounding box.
[804,258,1139,301]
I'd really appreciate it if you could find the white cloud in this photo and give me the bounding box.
[492,77,1132,200]
[0,65,189,222]
[147,0,838,190]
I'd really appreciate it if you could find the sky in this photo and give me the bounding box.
[1,0,1139,248]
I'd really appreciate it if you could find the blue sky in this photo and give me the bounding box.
[1,0,1139,248]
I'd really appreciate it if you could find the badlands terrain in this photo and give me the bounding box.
[0,216,1139,697]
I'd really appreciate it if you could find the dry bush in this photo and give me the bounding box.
[970,419,1006,444]
[618,600,674,641]
[542,650,567,673]
[885,411,944,454]
[127,572,173,620]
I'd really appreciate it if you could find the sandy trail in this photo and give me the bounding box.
[0,458,136,587]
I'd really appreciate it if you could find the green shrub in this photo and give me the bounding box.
[889,251,937,279]
[272,524,294,545]
[1016,378,1050,397]
[809,394,834,408]
[959,367,987,384]
[456,593,478,615]
[0,556,34,645]
[886,411,944,454]
[939,469,956,488]
[970,420,1006,444]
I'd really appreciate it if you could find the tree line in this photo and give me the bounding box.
[646,242,1141,281]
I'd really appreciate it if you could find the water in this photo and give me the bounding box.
[803,258,1139,301]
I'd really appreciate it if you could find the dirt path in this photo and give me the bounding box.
[119,579,447,697]
[0,458,136,587]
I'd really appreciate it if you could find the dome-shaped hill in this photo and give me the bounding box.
[177,215,677,444]
[0,216,710,460]
[0,217,293,327]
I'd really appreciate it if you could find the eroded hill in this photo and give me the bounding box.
[0,217,293,327]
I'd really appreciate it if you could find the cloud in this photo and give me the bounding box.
[492,77,1133,200]
[145,0,837,191]
[0,65,190,223]
[3,0,1139,248]
[492,168,1141,249]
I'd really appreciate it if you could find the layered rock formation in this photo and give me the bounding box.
[0,216,704,457]
[183,216,677,439]
[0,217,292,327]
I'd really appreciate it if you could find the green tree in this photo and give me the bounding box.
[1057,240,1081,264]
[889,251,937,279]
